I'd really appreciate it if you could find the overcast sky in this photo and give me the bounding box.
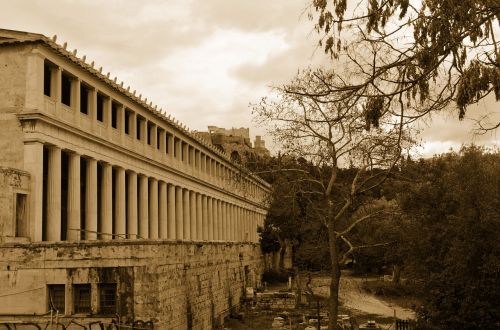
[1,0,498,157]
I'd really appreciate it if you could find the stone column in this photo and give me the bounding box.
[167,184,176,239]
[175,186,183,239]
[202,195,208,241]
[190,191,197,240]
[229,204,234,242]
[234,205,238,242]
[138,175,149,239]
[174,138,181,162]
[159,129,166,154]
[86,158,98,240]
[127,171,138,238]
[114,167,126,239]
[214,199,220,241]
[183,189,191,240]
[237,206,241,242]
[243,209,248,242]
[140,119,147,146]
[118,103,125,134]
[100,162,113,240]
[196,151,201,171]
[149,178,158,239]
[221,201,226,241]
[67,152,80,241]
[201,154,207,179]
[196,193,202,240]
[182,142,189,166]
[252,211,256,242]
[55,67,62,103]
[207,196,213,241]
[24,142,44,241]
[229,203,233,241]
[150,124,157,148]
[46,146,61,241]
[159,181,168,238]
[167,133,174,161]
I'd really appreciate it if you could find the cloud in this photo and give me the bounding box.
[0,0,497,156]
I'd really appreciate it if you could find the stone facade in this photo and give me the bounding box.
[0,28,270,329]
[0,241,262,329]
[197,126,270,164]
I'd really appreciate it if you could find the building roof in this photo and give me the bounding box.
[0,28,271,189]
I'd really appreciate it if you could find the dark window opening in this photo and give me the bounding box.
[48,284,65,313]
[73,284,91,314]
[147,122,153,145]
[80,84,89,115]
[111,103,118,129]
[15,193,28,237]
[61,73,72,107]
[181,142,185,161]
[124,109,132,135]
[173,138,178,158]
[165,135,170,154]
[136,116,143,140]
[156,130,161,149]
[99,283,117,314]
[44,62,52,97]
[96,93,104,122]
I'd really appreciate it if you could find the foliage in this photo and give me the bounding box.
[392,146,500,329]
[310,0,500,130]
[262,269,293,284]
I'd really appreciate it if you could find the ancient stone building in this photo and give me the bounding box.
[0,29,270,329]
[196,126,270,164]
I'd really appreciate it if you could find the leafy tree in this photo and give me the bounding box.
[309,0,500,131]
[254,68,411,329]
[396,146,500,329]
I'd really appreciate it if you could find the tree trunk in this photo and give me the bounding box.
[327,218,341,330]
[392,265,402,284]
[272,247,282,271]
[279,238,287,270]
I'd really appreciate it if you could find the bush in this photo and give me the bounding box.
[262,269,292,284]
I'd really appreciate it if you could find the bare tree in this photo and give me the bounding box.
[254,68,412,329]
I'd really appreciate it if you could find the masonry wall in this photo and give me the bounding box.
[0,44,29,169]
[0,168,30,241]
[0,241,263,329]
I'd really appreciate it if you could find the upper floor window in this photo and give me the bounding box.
[80,83,90,115]
[61,72,73,107]
[124,108,133,135]
[111,102,118,129]
[96,93,105,122]
[43,61,53,97]
[147,122,155,145]
[136,116,145,140]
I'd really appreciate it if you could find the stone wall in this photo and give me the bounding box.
[0,240,263,329]
[0,167,30,241]
[255,292,297,310]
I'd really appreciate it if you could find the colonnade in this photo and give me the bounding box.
[36,143,265,243]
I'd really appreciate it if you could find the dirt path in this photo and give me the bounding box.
[311,274,415,320]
